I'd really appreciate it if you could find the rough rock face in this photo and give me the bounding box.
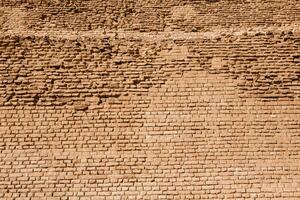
[0,0,300,199]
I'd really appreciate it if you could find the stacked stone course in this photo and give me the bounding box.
[0,0,300,199]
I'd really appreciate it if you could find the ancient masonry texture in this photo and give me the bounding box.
[0,0,300,199]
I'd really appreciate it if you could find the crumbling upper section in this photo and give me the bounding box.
[0,0,300,107]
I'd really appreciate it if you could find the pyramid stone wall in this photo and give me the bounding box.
[0,0,300,199]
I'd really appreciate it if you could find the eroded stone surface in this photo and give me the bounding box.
[0,0,300,199]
